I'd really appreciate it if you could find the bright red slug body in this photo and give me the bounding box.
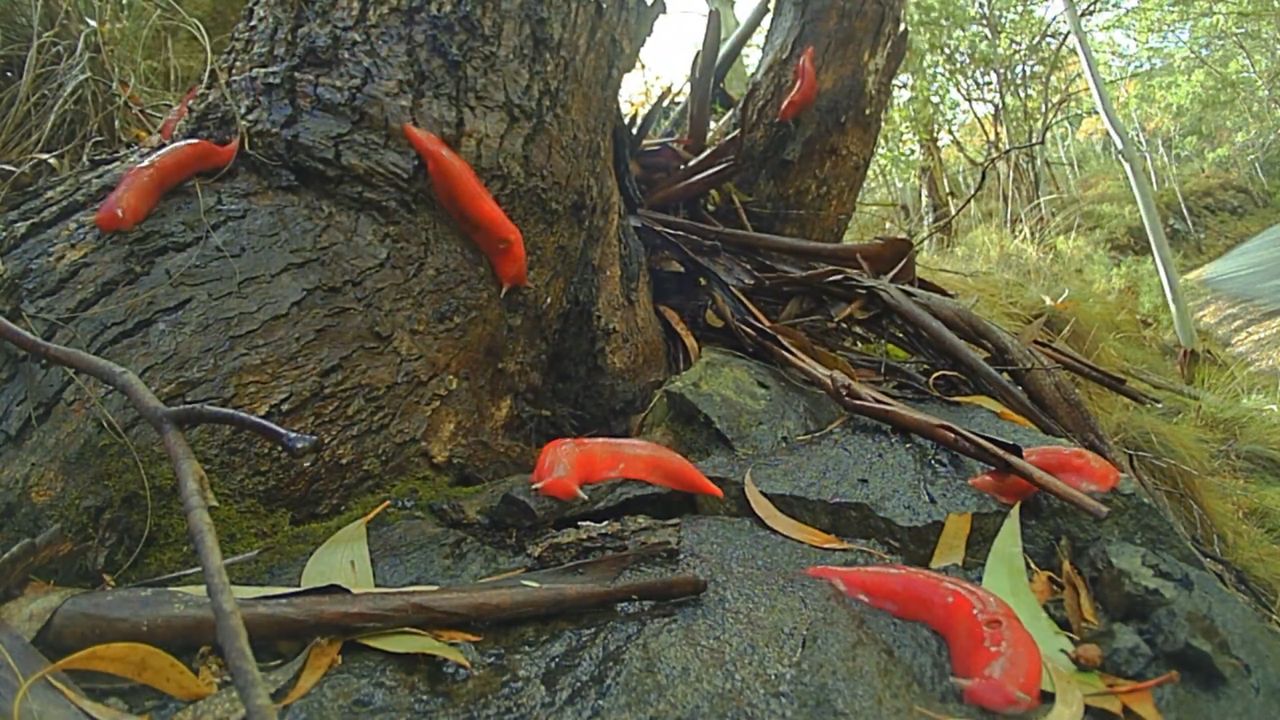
[94,137,240,233]
[158,84,201,142]
[530,438,724,502]
[807,564,1041,715]
[777,46,818,122]
[401,123,528,295]
[968,446,1120,505]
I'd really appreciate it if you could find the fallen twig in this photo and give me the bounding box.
[36,575,708,653]
[640,210,916,281]
[0,315,320,720]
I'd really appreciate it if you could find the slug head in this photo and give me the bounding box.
[529,439,586,501]
[489,229,528,294]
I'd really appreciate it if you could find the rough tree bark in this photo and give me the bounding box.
[735,0,907,242]
[0,0,666,571]
[0,0,909,579]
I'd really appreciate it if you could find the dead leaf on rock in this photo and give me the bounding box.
[430,629,483,644]
[928,512,971,569]
[355,628,471,668]
[656,305,700,366]
[1031,569,1057,606]
[744,470,854,550]
[13,641,214,718]
[1044,661,1085,720]
[1060,556,1099,637]
[278,637,343,707]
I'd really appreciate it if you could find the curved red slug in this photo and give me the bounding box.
[401,123,528,295]
[807,564,1041,715]
[777,45,818,122]
[968,446,1120,505]
[94,137,240,233]
[530,438,724,502]
[158,84,200,142]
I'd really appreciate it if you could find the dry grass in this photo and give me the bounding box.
[0,0,243,204]
[925,190,1280,615]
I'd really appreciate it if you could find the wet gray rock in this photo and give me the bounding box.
[139,349,1279,719]
[1086,541,1280,704]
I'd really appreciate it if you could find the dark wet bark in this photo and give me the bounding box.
[0,1,667,574]
[734,0,908,242]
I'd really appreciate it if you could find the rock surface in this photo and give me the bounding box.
[132,349,1279,719]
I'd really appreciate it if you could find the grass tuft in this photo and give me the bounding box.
[0,0,243,203]
[926,172,1280,614]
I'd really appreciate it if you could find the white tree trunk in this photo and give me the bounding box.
[1059,0,1198,350]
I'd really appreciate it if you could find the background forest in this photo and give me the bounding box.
[3,0,1279,616]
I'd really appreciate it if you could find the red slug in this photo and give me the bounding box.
[807,564,1042,715]
[401,123,528,296]
[94,137,240,233]
[777,45,818,122]
[968,446,1120,505]
[158,84,201,142]
[530,437,724,502]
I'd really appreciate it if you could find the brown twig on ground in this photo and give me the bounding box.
[38,574,709,653]
[1031,340,1160,406]
[641,210,916,280]
[0,314,319,720]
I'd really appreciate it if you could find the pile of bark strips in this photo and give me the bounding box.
[620,104,1164,522]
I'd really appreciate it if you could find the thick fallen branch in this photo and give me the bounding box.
[36,575,708,653]
[0,314,321,720]
[641,210,916,281]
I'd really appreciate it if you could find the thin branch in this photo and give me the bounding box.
[686,9,722,154]
[166,405,320,457]
[0,314,296,720]
[662,0,771,136]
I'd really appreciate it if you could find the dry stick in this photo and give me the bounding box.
[686,8,721,154]
[643,129,740,202]
[644,160,738,208]
[871,283,1066,435]
[706,292,1109,518]
[40,575,709,652]
[640,210,914,274]
[662,0,771,136]
[1031,341,1159,406]
[0,315,319,720]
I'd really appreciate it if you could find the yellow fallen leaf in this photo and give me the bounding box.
[744,470,854,550]
[928,512,972,569]
[430,629,483,644]
[1118,689,1163,720]
[1044,661,1085,720]
[1061,557,1099,637]
[1031,570,1057,606]
[48,676,146,719]
[656,305,700,365]
[13,641,214,718]
[947,395,1036,428]
[355,628,471,668]
[300,500,390,590]
[277,637,343,707]
[1081,693,1126,716]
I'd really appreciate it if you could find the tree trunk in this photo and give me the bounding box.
[0,0,667,575]
[733,0,907,242]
